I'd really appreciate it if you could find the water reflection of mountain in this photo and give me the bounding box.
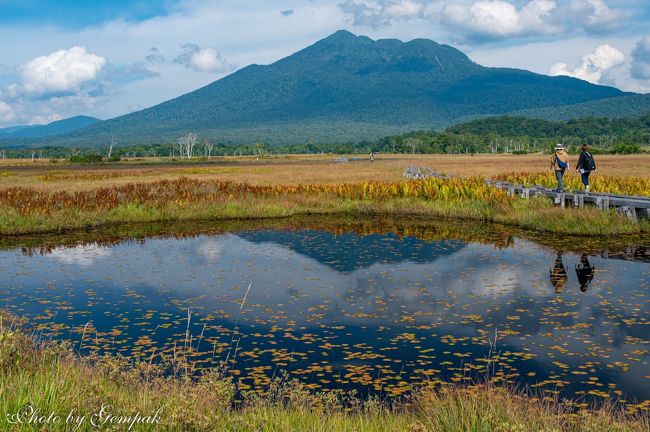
[236,229,466,272]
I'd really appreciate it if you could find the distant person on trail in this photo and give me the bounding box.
[575,253,595,292]
[550,144,570,193]
[370,152,375,162]
[576,144,596,192]
[550,252,568,294]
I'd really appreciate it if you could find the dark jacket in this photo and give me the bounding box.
[577,151,596,172]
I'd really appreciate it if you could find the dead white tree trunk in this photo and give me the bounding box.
[107,136,115,158]
[203,139,214,158]
[177,133,198,158]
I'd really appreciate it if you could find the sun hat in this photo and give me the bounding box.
[554,144,564,151]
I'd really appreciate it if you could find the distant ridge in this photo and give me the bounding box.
[0,30,632,147]
[0,116,101,139]
[509,94,650,121]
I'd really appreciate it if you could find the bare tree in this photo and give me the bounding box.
[203,139,214,158]
[177,133,198,158]
[107,136,116,158]
[175,138,184,158]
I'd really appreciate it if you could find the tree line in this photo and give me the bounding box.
[1,115,648,161]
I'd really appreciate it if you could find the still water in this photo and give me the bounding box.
[0,220,648,405]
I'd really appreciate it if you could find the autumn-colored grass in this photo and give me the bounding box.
[0,176,646,236]
[1,154,649,193]
[1,312,647,431]
[0,177,512,216]
[1,154,649,236]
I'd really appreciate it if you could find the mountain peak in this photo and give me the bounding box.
[322,29,366,43]
[313,29,373,50]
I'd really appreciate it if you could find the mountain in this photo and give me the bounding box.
[2,30,632,147]
[0,116,101,139]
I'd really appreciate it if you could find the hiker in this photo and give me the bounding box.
[550,144,570,192]
[575,253,595,292]
[370,152,375,162]
[550,252,568,294]
[576,144,596,192]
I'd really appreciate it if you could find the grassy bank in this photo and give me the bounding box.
[0,177,647,236]
[3,215,647,258]
[1,313,647,432]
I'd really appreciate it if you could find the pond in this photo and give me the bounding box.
[0,218,648,407]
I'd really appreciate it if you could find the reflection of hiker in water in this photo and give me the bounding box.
[550,253,568,293]
[575,253,595,292]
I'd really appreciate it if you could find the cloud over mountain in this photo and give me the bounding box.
[339,0,427,28]
[0,101,15,123]
[174,44,234,73]
[549,44,625,84]
[569,0,625,33]
[440,0,562,41]
[631,36,650,81]
[16,46,106,97]
[0,46,161,126]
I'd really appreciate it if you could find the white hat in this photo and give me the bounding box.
[554,144,564,151]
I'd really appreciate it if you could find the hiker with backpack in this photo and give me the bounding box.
[576,144,596,192]
[550,144,570,192]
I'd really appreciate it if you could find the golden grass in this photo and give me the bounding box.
[0,176,645,236]
[0,154,648,237]
[1,154,649,192]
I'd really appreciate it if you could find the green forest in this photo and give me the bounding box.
[1,114,648,160]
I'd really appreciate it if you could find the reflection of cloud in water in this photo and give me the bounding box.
[48,244,111,267]
[197,237,229,262]
[3,229,648,401]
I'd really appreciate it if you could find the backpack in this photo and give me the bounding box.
[583,152,596,171]
[556,155,568,169]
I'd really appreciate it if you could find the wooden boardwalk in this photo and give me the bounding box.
[404,167,650,220]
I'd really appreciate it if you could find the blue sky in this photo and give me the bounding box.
[0,0,648,126]
[0,0,172,27]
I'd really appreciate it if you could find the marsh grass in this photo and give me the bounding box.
[0,177,645,236]
[0,313,647,431]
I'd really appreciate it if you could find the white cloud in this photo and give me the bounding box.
[339,0,427,28]
[440,0,561,41]
[549,44,625,84]
[569,0,625,33]
[174,44,234,73]
[0,45,163,125]
[631,35,650,81]
[18,46,107,97]
[197,238,227,262]
[49,244,112,267]
[0,101,15,123]
[28,112,63,125]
